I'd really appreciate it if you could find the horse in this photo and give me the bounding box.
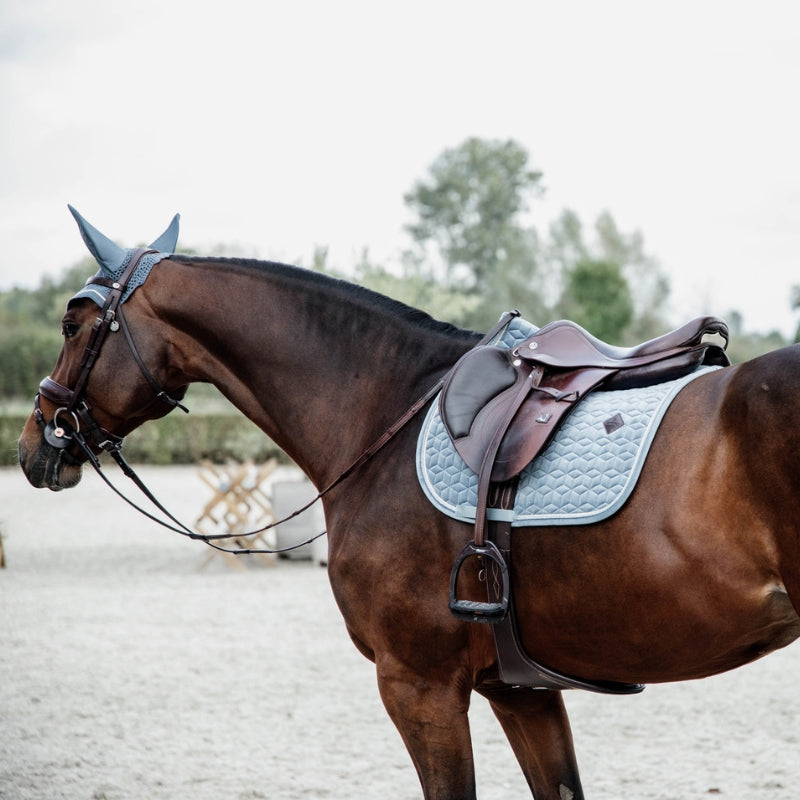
[18,211,800,800]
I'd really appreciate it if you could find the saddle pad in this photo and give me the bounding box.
[416,317,717,526]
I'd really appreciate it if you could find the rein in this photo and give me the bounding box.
[34,257,519,556]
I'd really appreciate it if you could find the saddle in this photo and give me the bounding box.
[442,316,730,490]
[442,314,730,692]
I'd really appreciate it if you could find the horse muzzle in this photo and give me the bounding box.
[18,411,85,491]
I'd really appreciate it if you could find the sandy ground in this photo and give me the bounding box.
[1,464,799,800]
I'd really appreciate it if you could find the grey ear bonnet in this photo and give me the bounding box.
[67,205,180,308]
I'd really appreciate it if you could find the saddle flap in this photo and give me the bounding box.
[487,367,610,482]
[440,346,519,440]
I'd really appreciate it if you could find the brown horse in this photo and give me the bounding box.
[18,229,800,798]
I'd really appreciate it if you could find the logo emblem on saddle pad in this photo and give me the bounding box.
[603,412,625,434]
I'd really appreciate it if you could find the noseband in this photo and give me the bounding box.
[33,247,188,461]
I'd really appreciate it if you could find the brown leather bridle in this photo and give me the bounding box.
[33,247,188,463]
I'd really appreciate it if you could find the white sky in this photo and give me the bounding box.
[2,0,799,335]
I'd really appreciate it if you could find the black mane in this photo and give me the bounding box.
[169,254,480,342]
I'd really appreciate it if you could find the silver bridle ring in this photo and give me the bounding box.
[52,406,81,438]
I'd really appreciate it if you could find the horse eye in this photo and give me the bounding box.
[62,322,79,339]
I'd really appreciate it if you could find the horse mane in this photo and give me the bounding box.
[169,254,480,343]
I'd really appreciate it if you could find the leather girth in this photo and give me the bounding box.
[485,479,645,694]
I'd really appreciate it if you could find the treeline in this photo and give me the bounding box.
[310,138,792,363]
[1,137,793,403]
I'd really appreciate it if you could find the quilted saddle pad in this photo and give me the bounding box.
[416,317,717,527]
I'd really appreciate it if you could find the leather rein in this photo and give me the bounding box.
[33,249,518,556]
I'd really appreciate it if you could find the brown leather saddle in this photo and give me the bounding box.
[443,315,730,549]
[441,314,729,692]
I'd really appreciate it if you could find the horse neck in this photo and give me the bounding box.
[148,257,477,487]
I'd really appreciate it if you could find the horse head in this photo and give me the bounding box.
[18,207,186,491]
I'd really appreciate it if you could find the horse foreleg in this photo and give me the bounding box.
[478,685,583,800]
[376,658,477,800]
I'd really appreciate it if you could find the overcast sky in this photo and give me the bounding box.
[2,0,799,336]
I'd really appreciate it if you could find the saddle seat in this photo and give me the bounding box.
[517,316,728,380]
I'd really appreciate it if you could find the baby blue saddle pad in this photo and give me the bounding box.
[416,317,716,527]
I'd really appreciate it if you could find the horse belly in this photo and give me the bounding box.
[508,517,800,685]
[506,371,800,683]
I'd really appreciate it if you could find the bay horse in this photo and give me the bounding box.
[17,213,800,799]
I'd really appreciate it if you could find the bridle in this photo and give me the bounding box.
[34,248,188,461]
[32,251,519,555]
[31,247,329,554]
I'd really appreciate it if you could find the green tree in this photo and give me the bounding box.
[594,211,670,340]
[402,138,669,336]
[403,137,547,330]
[548,208,669,342]
[404,138,543,288]
[308,245,481,328]
[558,259,634,342]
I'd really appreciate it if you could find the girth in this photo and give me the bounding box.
[483,480,645,693]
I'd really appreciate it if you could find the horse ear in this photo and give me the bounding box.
[68,205,127,273]
[148,213,180,254]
